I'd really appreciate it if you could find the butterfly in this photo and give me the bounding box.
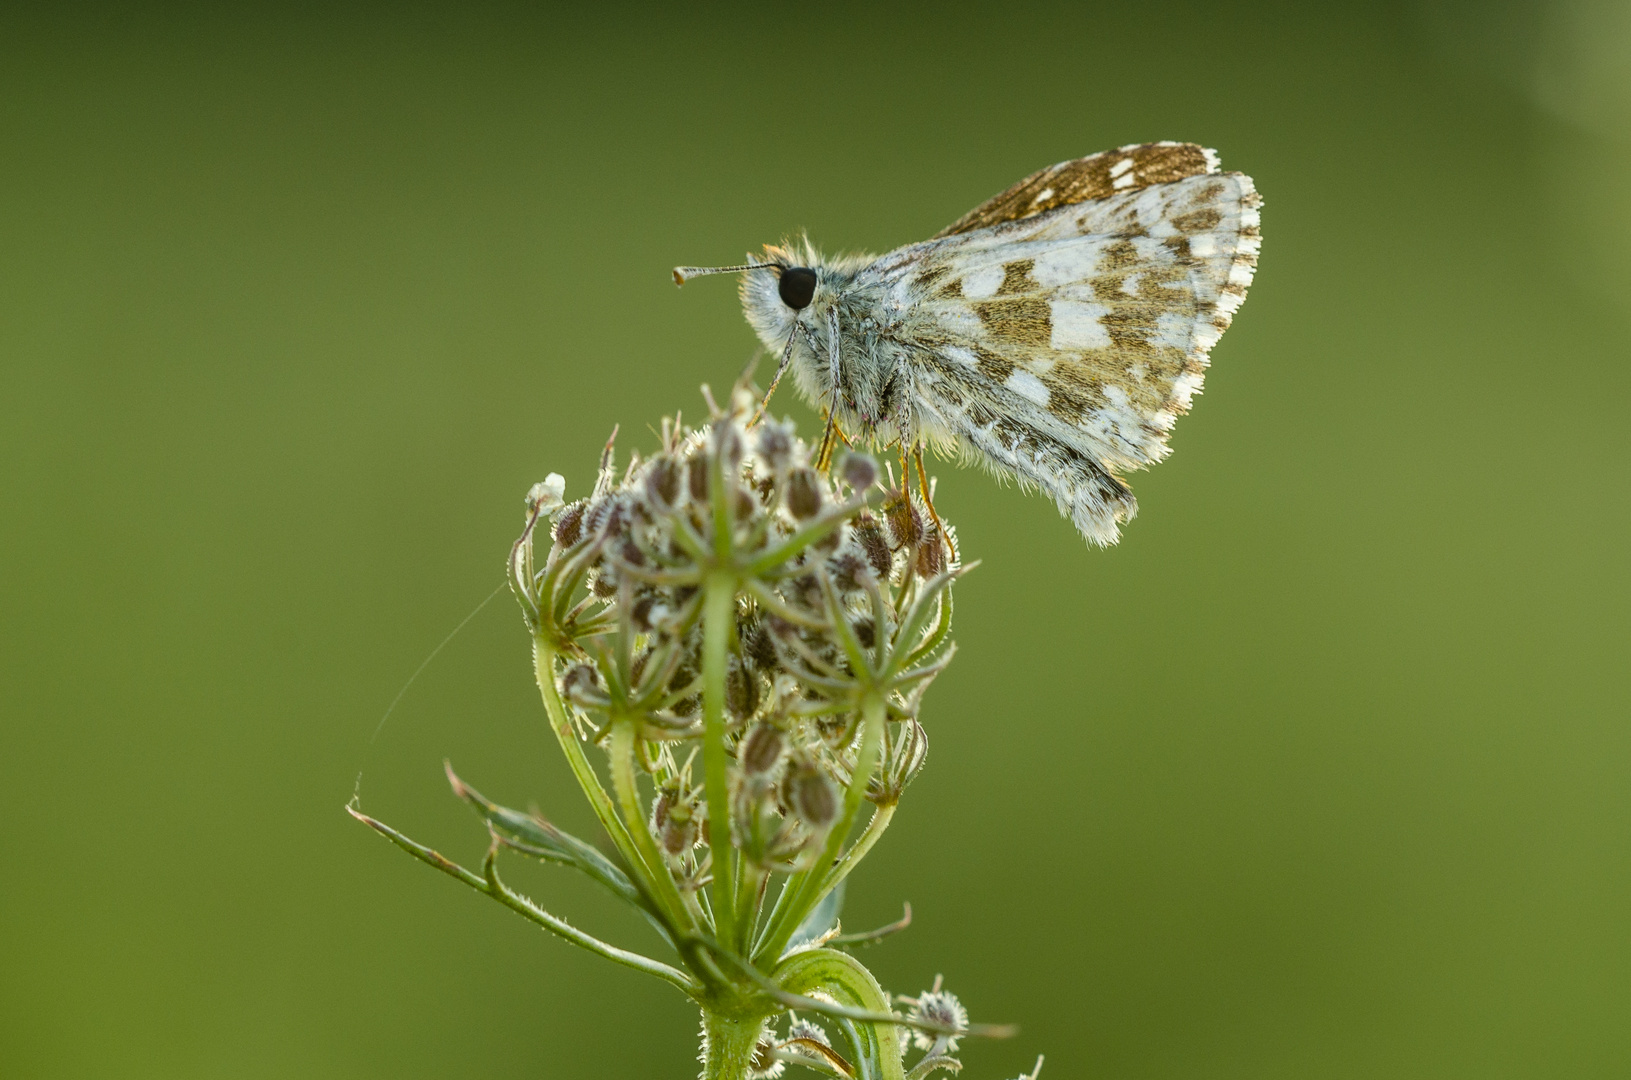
[674,142,1262,546]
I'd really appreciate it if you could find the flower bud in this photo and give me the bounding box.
[630,593,659,633]
[813,521,844,553]
[786,1018,830,1048]
[872,718,928,804]
[838,451,878,491]
[853,513,892,578]
[829,552,868,592]
[652,784,671,825]
[850,617,875,649]
[584,497,623,540]
[525,473,566,516]
[668,650,698,687]
[756,422,793,471]
[644,455,682,510]
[560,663,604,707]
[885,491,923,550]
[785,467,823,519]
[726,660,760,720]
[785,761,838,830]
[787,573,821,609]
[659,800,698,855]
[714,419,743,470]
[687,454,709,502]
[743,622,780,672]
[738,723,785,777]
[916,523,944,577]
[815,713,856,750]
[552,500,586,547]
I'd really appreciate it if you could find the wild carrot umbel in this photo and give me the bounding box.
[349,387,1043,1080]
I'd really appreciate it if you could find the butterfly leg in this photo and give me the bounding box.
[748,321,803,428]
[913,444,955,561]
[816,410,839,470]
[815,411,852,471]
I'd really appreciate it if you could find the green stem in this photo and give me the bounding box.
[533,638,688,933]
[751,876,797,962]
[821,802,895,898]
[699,1009,769,1080]
[701,569,737,944]
[744,499,869,577]
[757,691,887,963]
[736,863,766,955]
[608,719,695,935]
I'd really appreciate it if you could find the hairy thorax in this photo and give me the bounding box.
[742,249,936,451]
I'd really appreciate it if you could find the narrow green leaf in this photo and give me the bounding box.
[444,763,652,918]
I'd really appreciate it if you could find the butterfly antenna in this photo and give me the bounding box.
[672,262,777,285]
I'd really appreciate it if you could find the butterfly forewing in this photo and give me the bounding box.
[933,141,1220,239]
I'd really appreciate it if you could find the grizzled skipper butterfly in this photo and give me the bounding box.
[675,142,1261,546]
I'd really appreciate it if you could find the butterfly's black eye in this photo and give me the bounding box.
[778,266,818,311]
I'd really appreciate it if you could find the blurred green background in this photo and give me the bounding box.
[3,2,1628,1076]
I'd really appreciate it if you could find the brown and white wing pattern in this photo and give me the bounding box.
[933,141,1219,238]
[871,164,1261,545]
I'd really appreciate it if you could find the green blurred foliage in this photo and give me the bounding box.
[2,3,1627,1077]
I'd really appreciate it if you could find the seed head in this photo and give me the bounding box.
[747,1030,785,1079]
[508,391,966,953]
[907,987,969,1052]
[659,800,698,856]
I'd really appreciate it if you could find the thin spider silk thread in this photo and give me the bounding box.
[350,582,505,804]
